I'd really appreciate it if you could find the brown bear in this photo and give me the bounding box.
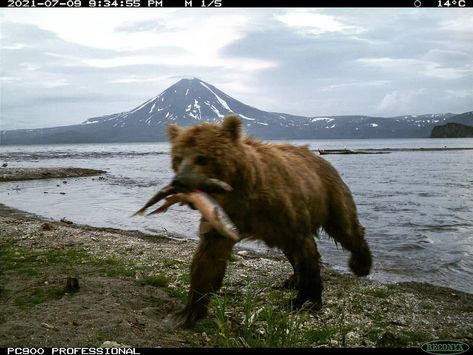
[166,114,372,327]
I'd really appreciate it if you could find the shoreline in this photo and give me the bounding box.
[1,169,472,348]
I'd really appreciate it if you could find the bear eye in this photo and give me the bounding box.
[195,155,208,166]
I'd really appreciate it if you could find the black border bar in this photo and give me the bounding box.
[2,0,472,8]
[0,348,429,354]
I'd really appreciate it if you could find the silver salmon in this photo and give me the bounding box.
[132,178,233,217]
[131,184,176,217]
[147,191,240,242]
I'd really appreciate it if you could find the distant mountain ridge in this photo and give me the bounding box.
[1,78,471,145]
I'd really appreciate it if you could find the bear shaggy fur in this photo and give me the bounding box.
[166,114,372,327]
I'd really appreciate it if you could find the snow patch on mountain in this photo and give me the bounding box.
[149,103,156,114]
[239,114,255,121]
[208,104,224,118]
[200,82,232,112]
[312,117,334,123]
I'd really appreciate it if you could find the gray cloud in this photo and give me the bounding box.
[219,10,473,117]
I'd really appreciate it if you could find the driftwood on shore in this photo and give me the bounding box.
[318,149,390,155]
[317,147,473,155]
[0,167,106,182]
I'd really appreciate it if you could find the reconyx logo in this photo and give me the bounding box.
[421,340,470,355]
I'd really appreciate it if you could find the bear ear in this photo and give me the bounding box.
[167,124,182,142]
[221,114,242,141]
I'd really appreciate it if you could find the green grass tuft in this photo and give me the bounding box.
[138,275,169,288]
[369,288,390,299]
[14,286,66,309]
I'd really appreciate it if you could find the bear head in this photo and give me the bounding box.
[166,114,244,192]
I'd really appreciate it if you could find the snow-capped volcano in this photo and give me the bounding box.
[82,78,305,133]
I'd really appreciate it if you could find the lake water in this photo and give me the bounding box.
[1,138,472,294]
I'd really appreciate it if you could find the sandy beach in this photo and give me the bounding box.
[0,168,472,348]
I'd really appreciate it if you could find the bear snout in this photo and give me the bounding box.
[171,174,195,192]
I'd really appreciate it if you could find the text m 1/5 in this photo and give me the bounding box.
[184,0,222,6]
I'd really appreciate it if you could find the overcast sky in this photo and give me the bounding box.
[1,8,472,130]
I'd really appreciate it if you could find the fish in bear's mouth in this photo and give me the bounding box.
[132,178,240,242]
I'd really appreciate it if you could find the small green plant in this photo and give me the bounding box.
[213,294,241,347]
[306,325,339,345]
[421,302,434,310]
[162,259,185,268]
[209,293,307,348]
[369,288,390,299]
[399,330,429,344]
[179,273,191,283]
[166,287,188,303]
[138,275,169,288]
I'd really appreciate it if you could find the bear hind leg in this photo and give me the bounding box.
[283,236,323,310]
